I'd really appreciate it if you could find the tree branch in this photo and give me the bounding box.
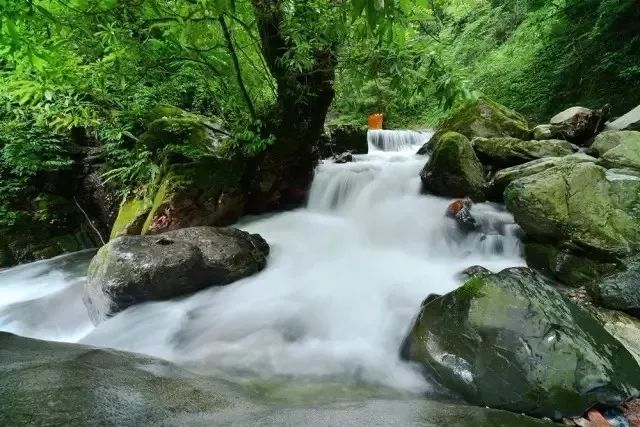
[219,14,258,122]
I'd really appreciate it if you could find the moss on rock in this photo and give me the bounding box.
[435,97,531,141]
[472,137,574,168]
[524,243,619,287]
[420,131,487,201]
[505,162,640,256]
[110,196,152,240]
[402,267,640,419]
[142,156,246,235]
[591,131,640,156]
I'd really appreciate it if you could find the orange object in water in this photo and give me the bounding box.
[368,113,384,130]
[446,199,465,218]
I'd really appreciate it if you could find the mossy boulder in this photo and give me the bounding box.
[504,162,640,256]
[401,267,640,419]
[434,97,531,141]
[598,134,640,170]
[138,104,227,162]
[472,137,574,168]
[491,154,596,199]
[84,226,269,323]
[141,156,246,235]
[591,131,640,156]
[420,132,486,201]
[587,257,640,318]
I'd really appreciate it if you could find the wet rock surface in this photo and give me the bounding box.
[402,267,640,419]
[84,226,269,323]
[0,332,554,427]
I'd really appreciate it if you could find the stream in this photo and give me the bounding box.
[0,130,532,424]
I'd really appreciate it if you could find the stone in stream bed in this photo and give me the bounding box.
[0,332,555,426]
[401,267,640,420]
[445,198,479,232]
[420,132,487,201]
[83,226,269,324]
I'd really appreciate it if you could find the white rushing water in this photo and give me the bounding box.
[0,130,524,393]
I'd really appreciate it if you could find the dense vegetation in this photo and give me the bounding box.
[0,0,638,257]
[334,0,640,127]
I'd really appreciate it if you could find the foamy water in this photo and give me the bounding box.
[0,130,524,392]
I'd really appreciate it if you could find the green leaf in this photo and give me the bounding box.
[351,0,367,22]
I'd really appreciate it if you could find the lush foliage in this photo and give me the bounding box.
[333,0,640,126]
[0,0,638,227]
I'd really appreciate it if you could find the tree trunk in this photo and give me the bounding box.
[246,0,337,211]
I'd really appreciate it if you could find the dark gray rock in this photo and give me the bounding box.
[84,226,269,323]
[588,257,640,318]
[333,152,354,164]
[401,267,640,419]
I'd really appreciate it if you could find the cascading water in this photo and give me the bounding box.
[0,130,524,393]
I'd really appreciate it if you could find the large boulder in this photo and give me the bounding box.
[549,105,610,145]
[472,137,574,169]
[608,105,640,131]
[504,162,640,256]
[401,267,640,419]
[491,154,596,199]
[84,226,269,323]
[420,132,486,201]
[587,257,640,318]
[591,131,640,156]
[0,332,237,426]
[598,134,640,171]
[434,97,531,141]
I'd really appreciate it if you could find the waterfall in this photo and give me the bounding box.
[0,130,524,393]
[367,129,430,152]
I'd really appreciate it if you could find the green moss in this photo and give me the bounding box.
[456,276,487,301]
[142,156,246,234]
[437,97,531,140]
[110,196,152,240]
